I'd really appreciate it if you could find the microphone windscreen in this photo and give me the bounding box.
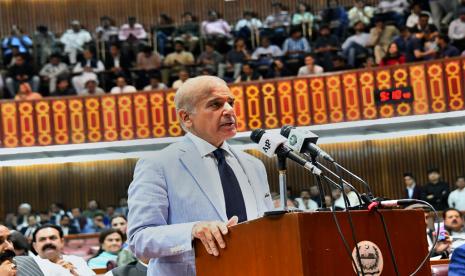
[280,125,294,138]
[250,128,265,144]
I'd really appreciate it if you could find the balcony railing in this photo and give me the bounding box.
[1,57,464,148]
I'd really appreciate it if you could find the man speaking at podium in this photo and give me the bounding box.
[127,76,273,275]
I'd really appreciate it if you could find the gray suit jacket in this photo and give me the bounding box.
[127,136,273,276]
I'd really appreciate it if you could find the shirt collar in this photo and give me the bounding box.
[186,132,233,158]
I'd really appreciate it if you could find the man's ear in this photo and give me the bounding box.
[178,109,192,128]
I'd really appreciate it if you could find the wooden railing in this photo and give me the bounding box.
[1,57,464,148]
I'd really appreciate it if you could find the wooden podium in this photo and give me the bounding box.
[195,210,430,275]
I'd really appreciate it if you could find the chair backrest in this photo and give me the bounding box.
[430,259,450,276]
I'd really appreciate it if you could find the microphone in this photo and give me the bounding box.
[280,125,335,163]
[250,129,322,175]
[367,198,417,211]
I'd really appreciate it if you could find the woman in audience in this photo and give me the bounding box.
[110,215,136,266]
[379,42,406,66]
[110,215,127,235]
[88,229,124,269]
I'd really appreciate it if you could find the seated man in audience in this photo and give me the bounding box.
[173,12,200,53]
[341,21,370,68]
[19,214,39,241]
[83,200,104,219]
[118,16,147,60]
[59,215,79,236]
[39,54,69,95]
[368,18,399,64]
[309,185,322,207]
[263,3,290,46]
[220,38,251,79]
[196,42,223,75]
[297,54,324,76]
[295,189,318,211]
[70,208,90,233]
[79,78,105,96]
[14,82,42,101]
[235,63,262,83]
[348,0,375,27]
[104,44,132,90]
[9,230,30,256]
[5,54,40,98]
[32,224,95,275]
[403,172,422,200]
[406,3,432,29]
[60,20,92,65]
[251,36,283,67]
[171,69,190,89]
[410,12,437,35]
[235,10,263,43]
[72,49,105,93]
[405,29,437,62]
[83,213,107,233]
[54,76,77,97]
[1,25,33,66]
[449,176,465,211]
[95,16,119,44]
[164,41,195,70]
[448,8,465,52]
[266,59,292,79]
[201,10,231,39]
[437,34,460,58]
[444,208,465,253]
[376,0,409,27]
[111,76,137,94]
[282,27,311,61]
[143,74,167,91]
[314,25,340,71]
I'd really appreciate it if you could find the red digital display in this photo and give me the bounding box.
[375,87,414,105]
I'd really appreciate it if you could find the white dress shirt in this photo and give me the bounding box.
[33,256,73,276]
[186,132,259,221]
[110,85,137,94]
[407,184,416,199]
[448,188,465,211]
[62,255,96,276]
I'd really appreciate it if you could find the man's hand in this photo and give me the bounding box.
[192,216,238,256]
[56,259,79,276]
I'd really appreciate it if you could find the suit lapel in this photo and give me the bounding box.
[178,138,227,221]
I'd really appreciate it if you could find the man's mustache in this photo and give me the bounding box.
[41,244,57,251]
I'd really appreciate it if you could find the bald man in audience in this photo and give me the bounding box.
[128,76,273,275]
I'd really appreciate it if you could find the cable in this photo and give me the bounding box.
[375,209,400,276]
[321,176,361,276]
[334,162,373,197]
[334,163,365,276]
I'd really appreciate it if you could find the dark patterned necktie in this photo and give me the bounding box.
[213,148,247,223]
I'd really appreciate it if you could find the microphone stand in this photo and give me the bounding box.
[310,154,330,211]
[278,154,288,211]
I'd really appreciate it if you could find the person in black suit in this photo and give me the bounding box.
[404,172,423,199]
[422,168,450,211]
[103,44,132,90]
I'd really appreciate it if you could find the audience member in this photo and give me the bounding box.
[111,76,136,94]
[5,54,40,98]
[221,38,251,79]
[298,54,324,76]
[79,78,105,96]
[95,16,119,44]
[60,20,92,64]
[104,44,132,86]
[251,36,283,66]
[82,200,104,219]
[143,74,167,91]
[449,176,465,210]
[14,82,42,101]
[379,42,406,66]
[437,34,460,58]
[443,208,465,252]
[201,10,231,39]
[264,3,290,45]
[32,25,57,67]
[1,25,32,65]
[295,189,319,211]
[54,77,77,97]
[320,0,349,38]
[118,16,148,60]
[49,203,69,226]
[430,0,459,30]
[341,21,370,67]
[153,13,176,57]
[403,172,422,199]
[405,29,437,62]
[406,3,433,29]
[376,0,409,27]
[314,24,340,71]
[83,213,107,233]
[9,231,30,257]
[19,215,40,241]
[309,185,322,207]
[70,208,90,233]
[196,42,223,75]
[266,59,292,78]
[422,168,449,211]
[39,54,69,94]
[282,27,311,60]
[104,258,148,276]
[88,229,124,269]
[32,224,95,275]
[368,18,399,64]
[410,13,438,34]
[115,198,129,217]
[348,0,375,27]
[332,188,346,210]
[392,26,411,54]
[448,8,465,51]
[171,69,190,89]
[235,63,262,83]
[164,41,195,71]
[173,12,200,53]
[59,215,79,236]
[72,49,105,92]
[235,11,263,43]
[291,2,315,37]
